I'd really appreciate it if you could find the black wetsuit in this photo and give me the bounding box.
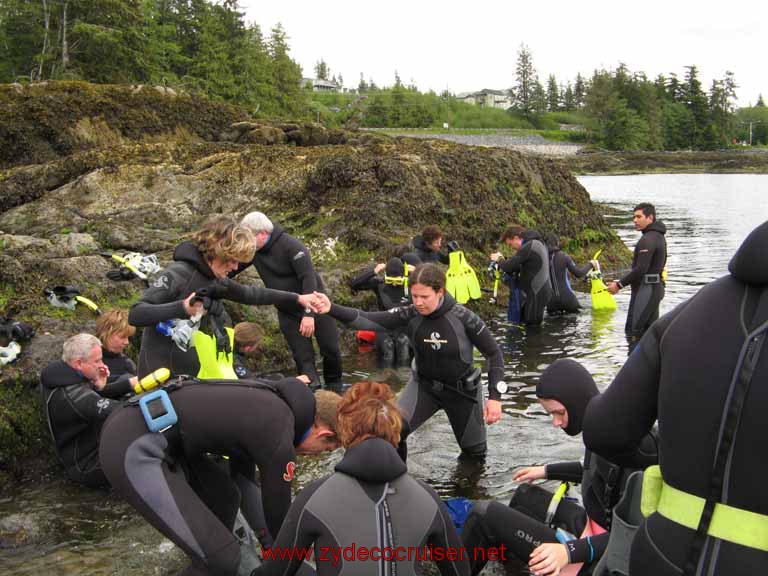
[254,437,470,576]
[130,241,299,379]
[41,360,130,486]
[619,220,667,345]
[348,262,412,363]
[547,249,592,315]
[100,377,316,576]
[499,231,552,325]
[462,358,658,575]
[412,235,449,264]
[102,347,136,391]
[236,223,342,386]
[328,294,504,457]
[583,220,768,576]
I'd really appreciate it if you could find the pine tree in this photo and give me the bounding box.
[563,82,575,111]
[757,94,766,107]
[314,58,329,80]
[546,74,559,112]
[573,73,585,109]
[514,43,536,115]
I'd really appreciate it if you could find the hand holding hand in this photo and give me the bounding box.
[299,316,315,338]
[529,543,569,575]
[484,399,502,424]
[297,293,320,313]
[312,292,332,314]
[513,466,546,482]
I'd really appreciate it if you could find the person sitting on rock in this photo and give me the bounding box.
[412,225,451,264]
[41,333,129,487]
[95,308,138,394]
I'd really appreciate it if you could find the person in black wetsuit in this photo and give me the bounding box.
[490,225,552,326]
[130,216,316,378]
[254,380,470,576]
[606,203,667,351]
[41,333,132,487]
[95,308,138,392]
[232,322,264,379]
[348,256,414,363]
[411,225,450,264]
[545,234,597,315]
[584,220,768,576]
[99,378,342,576]
[461,359,658,576]
[314,263,505,459]
[239,212,342,389]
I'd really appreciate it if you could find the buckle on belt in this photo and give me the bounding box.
[643,274,661,284]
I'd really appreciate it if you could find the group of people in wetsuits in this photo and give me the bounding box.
[35,203,768,576]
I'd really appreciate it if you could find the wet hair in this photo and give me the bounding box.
[234,322,264,350]
[545,233,560,252]
[336,381,402,449]
[634,203,656,220]
[501,224,527,242]
[191,216,255,263]
[314,390,342,436]
[421,225,443,244]
[409,263,446,291]
[95,309,136,346]
[62,333,101,364]
[241,211,274,234]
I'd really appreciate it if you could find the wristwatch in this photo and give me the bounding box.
[495,381,508,395]
[304,306,313,315]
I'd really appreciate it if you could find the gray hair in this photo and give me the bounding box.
[62,333,101,364]
[241,211,274,234]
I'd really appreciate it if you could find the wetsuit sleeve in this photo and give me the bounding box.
[565,532,609,565]
[66,384,123,423]
[566,257,593,279]
[583,305,683,466]
[217,278,300,309]
[619,233,656,287]
[287,245,319,295]
[100,376,134,398]
[129,268,188,327]
[545,461,584,483]
[255,478,326,576]
[498,243,532,275]
[256,431,297,538]
[328,303,412,331]
[437,251,450,265]
[461,310,504,401]
[348,266,382,292]
[420,480,471,576]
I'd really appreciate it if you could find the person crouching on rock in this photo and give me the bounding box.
[95,308,139,394]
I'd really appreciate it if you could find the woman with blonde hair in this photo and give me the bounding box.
[129,216,316,378]
[254,381,470,576]
[95,308,138,393]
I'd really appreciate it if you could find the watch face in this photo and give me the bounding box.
[496,382,508,394]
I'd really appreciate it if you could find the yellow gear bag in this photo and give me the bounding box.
[588,251,617,311]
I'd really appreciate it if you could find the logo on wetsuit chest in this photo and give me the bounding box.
[424,331,449,350]
[283,461,296,481]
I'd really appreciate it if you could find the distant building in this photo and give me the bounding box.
[456,89,513,110]
[302,78,341,93]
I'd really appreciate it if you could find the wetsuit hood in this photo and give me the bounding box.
[522,230,544,243]
[729,220,768,286]
[536,358,599,436]
[545,233,561,253]
[335,437,407,483]
[412,235,433,253]
[425,292,456,319]
[401,252,422,267]
[40,360,91,389]
[259,223,285,254]
[269,377,316,445]
[385,257,405,278]
[643,220,667,235]
[173,241,217,279]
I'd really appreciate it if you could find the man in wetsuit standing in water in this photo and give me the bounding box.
[607,203,667,352]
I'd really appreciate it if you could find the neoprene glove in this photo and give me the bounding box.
[446,240,460,252]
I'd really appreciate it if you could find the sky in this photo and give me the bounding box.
[240,0,766,106]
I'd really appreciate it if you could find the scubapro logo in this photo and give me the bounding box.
[424,332,448,351]
[283,461,296,482]
[152,275,169,289]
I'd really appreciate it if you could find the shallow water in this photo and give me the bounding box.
[2,174,766,575]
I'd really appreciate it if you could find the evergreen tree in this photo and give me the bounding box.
[573,72,585,108]
[757,94,766,107]
[546,74,559,111]
[514,43,536,115]
[531,79,547,114]
[682,65,709,148]
[563,82,575,111]
[358,72,368,93]
[314,58,329,80]
[269,23,307,116]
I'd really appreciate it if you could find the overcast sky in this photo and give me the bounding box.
[240,0,765,106]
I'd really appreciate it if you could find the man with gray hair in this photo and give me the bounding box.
[41,333,131,486]
[238,211,342,389]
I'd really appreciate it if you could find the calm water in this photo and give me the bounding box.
[2,174,766,575]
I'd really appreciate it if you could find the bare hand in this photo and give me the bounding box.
[129,376,139,390]
[297,293,320,313]
[296,374,312,385]
[606,281,621,295]
[513,466,546,482]
[183,292,205,318]
[406,264,416,273]
[299,316,315,338]
[484,399,502,424]
[312,291,332,314]
[374,263,386,274]
[590,260,599,270]
[529,542,569,575]
[490,252,503,262]
[94,365,110,390]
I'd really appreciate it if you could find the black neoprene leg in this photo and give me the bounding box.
[277,312,320,384]
[313,313,342,384]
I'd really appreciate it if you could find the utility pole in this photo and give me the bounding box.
[740,120,763,146]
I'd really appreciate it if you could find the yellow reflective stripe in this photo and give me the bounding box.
[643,465,768,551]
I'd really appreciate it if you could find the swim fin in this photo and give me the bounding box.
[446,251,481,304]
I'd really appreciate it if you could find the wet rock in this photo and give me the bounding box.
[0,513,42,548]
[51,233,100,256]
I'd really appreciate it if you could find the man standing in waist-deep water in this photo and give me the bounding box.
[607,203,667,352]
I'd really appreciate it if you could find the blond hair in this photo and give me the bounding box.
[191,216,255,264]
[234,322,264,350]
[95,308,135,346]
[314,390,342,435]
